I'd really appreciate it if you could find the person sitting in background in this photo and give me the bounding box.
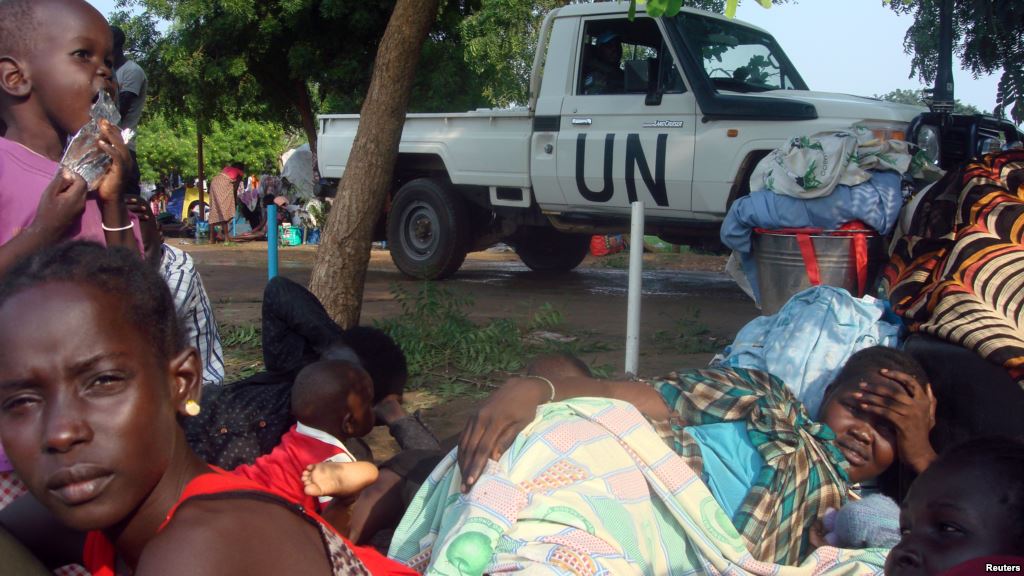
[582,31,625,95]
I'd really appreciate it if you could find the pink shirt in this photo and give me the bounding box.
[0,136,141,472]
[0,136,142,246]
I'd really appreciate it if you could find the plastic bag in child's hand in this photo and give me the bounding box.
[60,91,122,190]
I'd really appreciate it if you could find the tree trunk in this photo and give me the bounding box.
[294,79,321,182]
[309,0,441,327]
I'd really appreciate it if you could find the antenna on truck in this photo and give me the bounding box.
[928,0,955,113]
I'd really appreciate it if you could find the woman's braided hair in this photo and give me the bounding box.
[0,241,182,360]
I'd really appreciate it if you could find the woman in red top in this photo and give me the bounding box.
[0,242,416,575]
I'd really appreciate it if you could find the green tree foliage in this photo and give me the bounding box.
[459,0,566,107]
[636,0,779,18]
[885,0,1024,123]
[875,88,984,115]
[135,114,286,182]
[119,0,490,144]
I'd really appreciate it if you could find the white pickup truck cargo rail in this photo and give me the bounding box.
[318,1,924,279]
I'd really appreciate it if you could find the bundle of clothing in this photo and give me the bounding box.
[722,127,942,305]
[882,149,1024,387]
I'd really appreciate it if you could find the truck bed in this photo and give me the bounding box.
[318,109,534,188]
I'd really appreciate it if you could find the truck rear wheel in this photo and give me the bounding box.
[387,178,469,280]
[513,228,590,272]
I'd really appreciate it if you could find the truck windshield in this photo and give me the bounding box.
[671,13,806,93]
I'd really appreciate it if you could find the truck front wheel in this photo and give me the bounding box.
[513,228,590,273]
[387,178,469,280]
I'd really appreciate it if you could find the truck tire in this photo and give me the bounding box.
[514,228,590,272]
[387,178,469,280]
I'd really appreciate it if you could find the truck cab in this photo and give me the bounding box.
[318,2,923,279]
[530,5,921,236]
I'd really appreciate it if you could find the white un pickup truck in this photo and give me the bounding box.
[318,2,925,280]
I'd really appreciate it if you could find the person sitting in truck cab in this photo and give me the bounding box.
[583,31,625,95]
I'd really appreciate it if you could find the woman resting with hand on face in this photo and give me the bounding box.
[0,242,416,576]
[389,348,938,574]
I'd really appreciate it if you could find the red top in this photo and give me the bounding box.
[83,469,417,575]
[231,424,349,513]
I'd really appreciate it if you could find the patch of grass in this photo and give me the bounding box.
[589,363,616,379]
[375,283,524,380]
[592,252,630,269]
[219,323,264,381]
[649,307,723,355]
[216,289,618,401]
[221,323,261,348]
[375,283,610,398]
[526,302,562,332]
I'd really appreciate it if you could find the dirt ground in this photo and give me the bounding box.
[182,240,760,460]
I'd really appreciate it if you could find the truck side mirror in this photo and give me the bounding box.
[645,57,663,106]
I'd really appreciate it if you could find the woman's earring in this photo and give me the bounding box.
[185,400,201,417]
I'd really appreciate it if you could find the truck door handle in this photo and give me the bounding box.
[571,118,592,126]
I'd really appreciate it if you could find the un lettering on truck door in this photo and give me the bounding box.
[575,133,669,207]
[556,15,697,216]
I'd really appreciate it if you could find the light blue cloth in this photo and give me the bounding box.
[684,421,764,521]
[722,286,902,418]
[720,170,904,302]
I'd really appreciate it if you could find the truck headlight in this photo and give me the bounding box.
[916,124,941,164]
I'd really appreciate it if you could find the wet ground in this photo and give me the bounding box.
[181,240,762,458]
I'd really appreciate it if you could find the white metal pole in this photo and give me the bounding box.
[625,201,644,378]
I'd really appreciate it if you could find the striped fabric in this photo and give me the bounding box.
[883,150,1024,387]
[648,367,851,565]
[160,244,225,386]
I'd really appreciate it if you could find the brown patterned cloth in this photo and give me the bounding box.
[882,150,1024,388]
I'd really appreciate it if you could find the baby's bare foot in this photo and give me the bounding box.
[302,461,379,498]
[302,464,331,497]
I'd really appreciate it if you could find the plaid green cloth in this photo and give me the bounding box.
[648,367,851,565]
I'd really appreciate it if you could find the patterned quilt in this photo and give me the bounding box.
[389,398,886,575]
